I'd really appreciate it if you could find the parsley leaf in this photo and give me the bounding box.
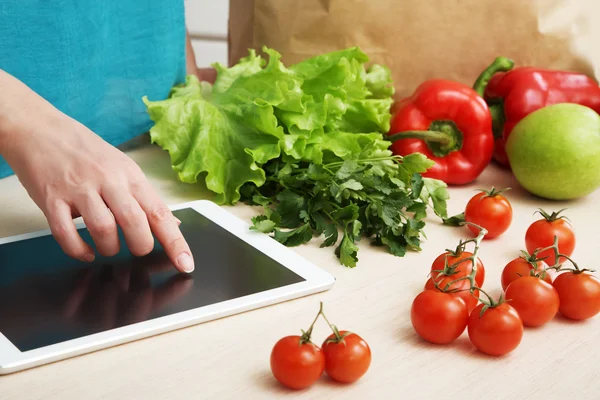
[443,212,466,226]
[273,224,313,246]
[250,215,277,233]
[336,232,359,268]
[421,178,450,219]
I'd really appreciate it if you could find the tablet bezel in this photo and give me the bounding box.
[0,200,335,375]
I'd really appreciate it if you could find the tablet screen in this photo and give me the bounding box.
[0,208,305,352]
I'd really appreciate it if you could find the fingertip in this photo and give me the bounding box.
[176,252,195,273]
[81,252,96,263]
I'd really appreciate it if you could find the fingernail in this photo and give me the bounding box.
[175,218,182,226]
[82,253,95,262]
[176,253,194,273]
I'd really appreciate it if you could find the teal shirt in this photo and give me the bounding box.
[0,1,186,179]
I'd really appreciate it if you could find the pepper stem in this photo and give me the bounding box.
[488,103,505,140]
[472,56,515,97]
[388,130,452,145]
[387,120,463,157]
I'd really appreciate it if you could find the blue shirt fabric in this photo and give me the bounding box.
[0,0,187,179]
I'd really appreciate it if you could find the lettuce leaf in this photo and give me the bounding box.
[144,46,396,204]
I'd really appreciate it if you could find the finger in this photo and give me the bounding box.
[101,187,155,257]
[132,185,194,273]
[152,275,194,312]
[45,199,95,262]
[77,193,120,257]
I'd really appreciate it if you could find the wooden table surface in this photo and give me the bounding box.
[1,137,600,399]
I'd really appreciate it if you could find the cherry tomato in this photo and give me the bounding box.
[525,209,575,267]
[504,276,559,327]
[501,257,551,291]
[553,271,600,320]
[424,274,479,313]
[321,331,371,383]
[270,336,325,390]
[411,290,469,344]
[464,188,512,239]
[429,251,485,287]
[467,303,523,356]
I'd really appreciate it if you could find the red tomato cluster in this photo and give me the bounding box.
[411,238,524,356]
[412,192,600,357]
[270,303,371,390]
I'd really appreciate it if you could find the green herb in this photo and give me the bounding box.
[443,212,466,227]
[143,46,449,267]
[241,153,448,267]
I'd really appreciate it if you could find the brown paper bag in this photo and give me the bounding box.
[228,0,599,98]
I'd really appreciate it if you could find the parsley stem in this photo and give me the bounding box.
[324,156,401,168]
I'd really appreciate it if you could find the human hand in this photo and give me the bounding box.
[0,70,195,273]
[4,114,195,272]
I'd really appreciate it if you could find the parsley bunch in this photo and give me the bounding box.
[242,153,448,267]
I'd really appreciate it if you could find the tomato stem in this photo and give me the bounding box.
[474,289,505,317]
[435,223,487,293]
[520,236,561,280]
[318,303,351,344]
[300,302,325,344]
[535,208,570,224]
[477,186,511,198]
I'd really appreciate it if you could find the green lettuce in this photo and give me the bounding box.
[143,46,395,204]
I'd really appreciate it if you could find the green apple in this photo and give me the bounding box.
[506,103,600,200]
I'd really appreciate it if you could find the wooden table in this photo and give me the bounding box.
[1,137,600,399]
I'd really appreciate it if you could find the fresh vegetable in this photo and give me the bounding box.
[423,229,487,313]
[144,46,449,267]
[247,154,448,267]
[474,57,600,167]
[424,274,479,313]
[504,276,559,327]
[410,290,469,344]
[413,224,487,344]
[506,103,600,200]
[144,46,395,204]
[552,259,600,321]
[270,302,371,388]
[272,302,371,388]
[270,335,325,389]
[385,59,507,184]
[525,209,575,266]
[270,307,326,390]
[467,301,523,356]
[321,331,371,383]
[464,187,512,239]
[428,244,485,287]
[501,253,551,291]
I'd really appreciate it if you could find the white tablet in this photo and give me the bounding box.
[0,200,335,375]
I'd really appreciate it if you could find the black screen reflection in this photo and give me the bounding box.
[0,208,305,352]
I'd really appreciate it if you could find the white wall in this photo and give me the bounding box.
[184,0,229,67]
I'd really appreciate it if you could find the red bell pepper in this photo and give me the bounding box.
[386,58,512,185]
[474,57,600,167]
